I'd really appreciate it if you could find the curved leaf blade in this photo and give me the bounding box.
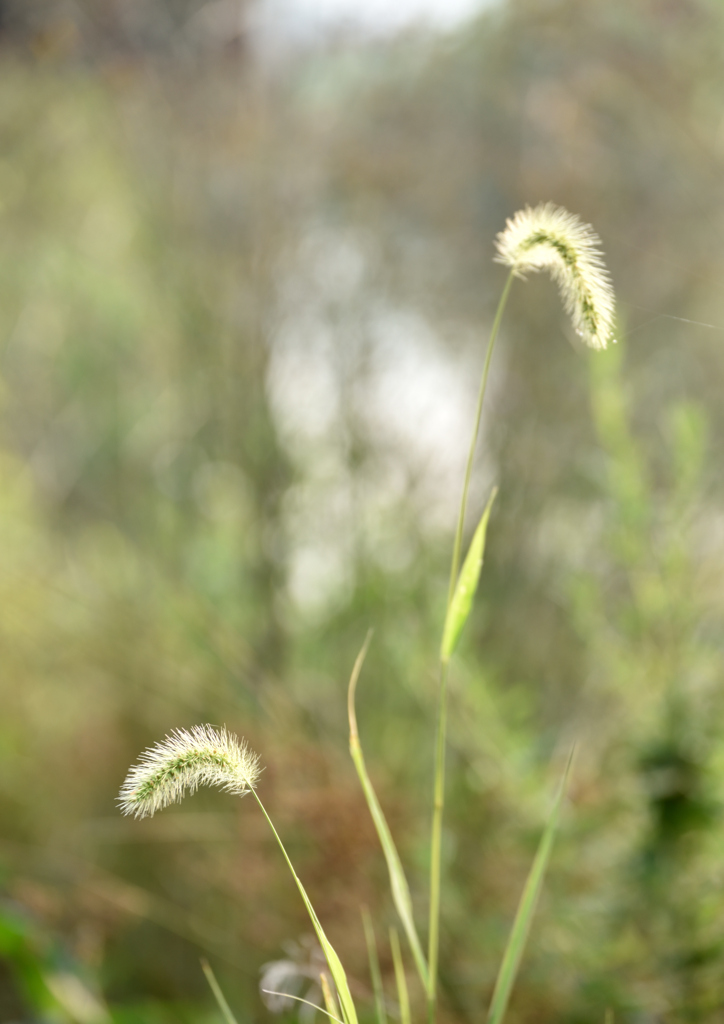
[201,960,239,1024]
[389,928,411,1024]
[486,751,573,1024]
[348,635,430,995]
[361,907,387,1024]
[441,488,497,663]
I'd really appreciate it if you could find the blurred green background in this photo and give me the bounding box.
[2,1,724,1021]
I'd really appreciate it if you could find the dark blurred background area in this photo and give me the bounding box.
[2,1,724,1022]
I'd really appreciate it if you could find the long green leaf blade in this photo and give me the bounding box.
[389,928,410,1024]
[486,752,573,1024]
[348,634,430,995]
[361,907,387,1024]
[200,959,239,1024]
[441,488,497,663]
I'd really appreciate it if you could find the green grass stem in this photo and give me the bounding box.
[249,788,358,1024]
[261,988,344,1024]
[428,269,515,1024]
[426,658,448,1024]
[445,270,514,611]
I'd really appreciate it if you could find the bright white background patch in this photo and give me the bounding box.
[267,0,490,35]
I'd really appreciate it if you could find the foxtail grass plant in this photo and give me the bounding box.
[119,203,616,1024]
[119,726,358,1024]
[426,202,615,1023]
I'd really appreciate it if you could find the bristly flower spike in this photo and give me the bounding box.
[119,725,261,819]
[495,202,616,350]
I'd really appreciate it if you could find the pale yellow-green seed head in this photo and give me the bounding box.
[495,203,615,350]
[118,725,261,819]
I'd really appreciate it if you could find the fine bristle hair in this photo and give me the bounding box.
[119,725,261,819]
[494,203,615,350]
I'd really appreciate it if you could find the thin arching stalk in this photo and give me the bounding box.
[249,789,358,1024]
[427,270,515,1024]
[446,270,515,610]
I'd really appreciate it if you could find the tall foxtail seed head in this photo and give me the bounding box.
[495,203,615,350]
[119,725,261,819]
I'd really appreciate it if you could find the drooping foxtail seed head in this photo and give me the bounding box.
[118,725,261,819]
[495,203,615,350]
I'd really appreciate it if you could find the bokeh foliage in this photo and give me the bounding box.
[2,1,724,1022]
